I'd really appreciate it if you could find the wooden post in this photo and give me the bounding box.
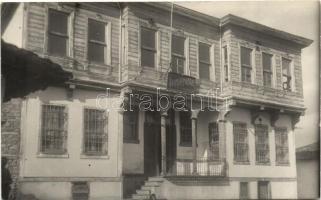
[191,110,200,175]
[160,110,168,176]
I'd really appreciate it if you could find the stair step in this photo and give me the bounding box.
[136,189,150,195]
[132,194,150,200]
[148,177,164,182]
[144,181,161,187]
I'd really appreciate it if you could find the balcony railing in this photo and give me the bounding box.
[166,158,227,177]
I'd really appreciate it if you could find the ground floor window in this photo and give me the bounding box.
[255,125,270,164]
[209,122,219,160]
[258,181,271,199]
[179,111,192,146]
[275,127,289,164]
[240,182,249,199]
[233,122,249,163]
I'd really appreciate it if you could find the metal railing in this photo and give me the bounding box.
[166,158,227,177]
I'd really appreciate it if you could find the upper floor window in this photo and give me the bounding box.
[123,109,139,143]
[199,42,211,80]
[40,104,68,154]
[240,47,252,83]
[48,9,69,57]
[223,46,229,82]
[83,108,108,155]
[180,111,192,146]
[255,124,270,164]
[171,35,185,74]
[275,127,289,164]
[262,53,273,87]
[88,19,106,64]
[282,58,292,91]
[141,27,156,68]
[233,122,249,163]
[209,122,219,160]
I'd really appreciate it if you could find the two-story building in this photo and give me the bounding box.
[1,2,312,200]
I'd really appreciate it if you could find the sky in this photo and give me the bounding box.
[177,1,319,147]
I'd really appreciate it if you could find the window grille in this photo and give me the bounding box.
[123,110,139,142]
[240,182,249,199]
[171,35,185,74]
[240,47,252,83]
[255,125,270,163]
[262,53,273,87]
[41,104,67,154]
[180,112,192,146]
[233,122,249,162]
[209,122,219,160]
[223,46,229,82]
[275,127,289,164]
[48,9,69,57]
[199,42,211,80]
[141,27,156,68]
[282,58,292,91]
[88,19,106,63]
[83,108,107,155]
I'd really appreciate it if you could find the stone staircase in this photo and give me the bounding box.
[130,176,164,200]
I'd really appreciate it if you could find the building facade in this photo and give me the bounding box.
[1,2,312,200]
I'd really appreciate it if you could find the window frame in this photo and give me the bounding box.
[255,124,270,165]
[38,103,68,156]
[198,41,213,80]
[262,52,274,88]
[275,127,289,165]
[240,46,254,83]
[233,122,250,164]
[45,8,74,58]
[123,109,139,143]
[140,26,158,68]
[281,57,293,91]
[82,107,108,157]
[171,34,187,75]
[86,18,111,66]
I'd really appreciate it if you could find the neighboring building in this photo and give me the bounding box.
[1,2,313,200]
[296,143,320,199]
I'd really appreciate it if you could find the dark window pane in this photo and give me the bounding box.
[88,19,105,43]
[141,28,155,49]
[240,182,249,199]
[258,182,270,199]
[199,43,210,62]
[209,123,219,160]
[282,58,291,76]
[241,67,251,83]
[255,125,269,163]
[48,10,68,35]
[233,123,249,162]
[199,63,210,80]
[263,72,272,87]
[141,49,155,67]
[223,46,228,63]
[171,56,185,74]
[88,43,105,63]
[241,47,252,66]
[180,112,191,145]
[123,110,138,142]
[48,34,67,56]
[172,35,185,55]
[262,53,272,71]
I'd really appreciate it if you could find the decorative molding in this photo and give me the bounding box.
[250,110,261,125]
[291,113,301,130]
[19,177,122,182]
[270,111,280,127]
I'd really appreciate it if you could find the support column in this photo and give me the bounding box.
[218,108,231,176]
[160,110,168,176]
[191,110,200,175]
[117,109,124,177]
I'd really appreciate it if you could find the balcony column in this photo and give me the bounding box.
[160,110,168,176]
[191,109,200,175]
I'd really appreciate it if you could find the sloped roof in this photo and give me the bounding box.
[296,142,319,160]
[1,40,73,102]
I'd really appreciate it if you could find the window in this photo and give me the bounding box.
[262,53,273,87]
[233,123,249,162]
[171,35,185,74]
[240,47,252,83]
[275,127,289,164]
[88,19,106,64]
[240,182,249,199]
[180,111,192,146]
[199,42,211,80]
[48,9,69,57]
[141,27,156,68]
[123,110,139,143]
[258,181,271,199]
[223,46,229,82]
[255,125,270,164]
[282,58,292,91]
[40,104,67,154]
[209,122,219,160]
[83,108,107,155]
